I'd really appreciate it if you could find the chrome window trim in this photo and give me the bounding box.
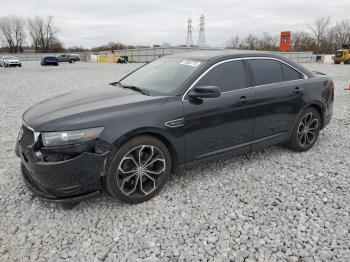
[182,56,308,101]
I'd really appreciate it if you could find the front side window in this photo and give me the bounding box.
[195,60,247,92]
[280,62,303,81]
[250,59,283,86]
[120,57,202,95]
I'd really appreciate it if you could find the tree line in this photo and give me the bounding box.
[1,15,349,54]
[226,17,350,54]
[0,15,63,53]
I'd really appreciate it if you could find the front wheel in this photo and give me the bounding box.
[105,135,171,204]
[286,107,321,152]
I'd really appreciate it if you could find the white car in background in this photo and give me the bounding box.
[0,55,22,67]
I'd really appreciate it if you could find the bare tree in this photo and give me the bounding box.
[27,16,41,51]
[291,31,316,52]
[243,34,259,50]
[259,32,277,51]
[225,34,239,49]
[225,34,240,49]
[308,16,331,53]
[27,16,60,52]
[332,20,350,47]
[0,15,26,53]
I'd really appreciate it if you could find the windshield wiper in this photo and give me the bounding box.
[109,81,150,96]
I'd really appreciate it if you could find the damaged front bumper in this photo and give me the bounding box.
[16,129,113,203]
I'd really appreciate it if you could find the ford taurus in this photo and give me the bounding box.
[15,51,334,204]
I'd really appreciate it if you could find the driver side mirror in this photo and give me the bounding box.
[188,86,221,99]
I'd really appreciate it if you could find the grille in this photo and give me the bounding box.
[20,125,35,149]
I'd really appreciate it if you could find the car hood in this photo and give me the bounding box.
[23,85,168,131]
[4,59,20,62]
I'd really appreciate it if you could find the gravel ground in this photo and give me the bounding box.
[0,61,349,262]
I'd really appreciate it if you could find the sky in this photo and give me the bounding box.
[0,0,349,48]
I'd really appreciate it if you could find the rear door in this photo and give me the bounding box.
[248,58,306,148]
[183,60,255,164]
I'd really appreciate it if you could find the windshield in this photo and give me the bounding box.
[120,57,202,95]
[335,50,343,57]
[3,56,17,59]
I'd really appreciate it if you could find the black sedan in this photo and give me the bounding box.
[16,51,334,204]
[41,56,59,66]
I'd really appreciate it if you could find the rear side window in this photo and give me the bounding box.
[280,62,304,81]
[195,60,247,92]
[250,59,283,86]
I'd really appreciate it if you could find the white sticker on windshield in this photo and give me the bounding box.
[179,60,201,67]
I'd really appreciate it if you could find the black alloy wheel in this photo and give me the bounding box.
[286,107,321,151]
[105,135,171,204]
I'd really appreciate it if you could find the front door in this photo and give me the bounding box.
[183,60,255,164]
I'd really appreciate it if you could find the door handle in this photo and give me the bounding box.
[237,96,251,104]
[292,86,304,94]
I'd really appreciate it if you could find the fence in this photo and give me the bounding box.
[111,47,313,63]
[0,52,92,62]
[2,48,314,63]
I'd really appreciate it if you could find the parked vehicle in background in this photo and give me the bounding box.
[0,55,22,67]
[57,54,80,63]
[117,56,129,63]
[41,56,59,66]
[16,51,334,204]
[332,44,350,64]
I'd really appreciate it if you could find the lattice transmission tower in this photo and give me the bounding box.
[197,14,206,48]
[186,17,193,47]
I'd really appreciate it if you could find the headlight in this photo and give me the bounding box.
[42,127,104,147]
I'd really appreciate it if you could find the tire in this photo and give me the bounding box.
[69,59,75,63]
[345,60,350,65]
[286,107,321,152]
[334,61,340,64]
[105,135,171,204]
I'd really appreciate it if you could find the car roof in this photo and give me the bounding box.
[167,49,314,78]
[167,50,279,61]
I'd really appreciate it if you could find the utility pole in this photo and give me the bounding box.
[186,17,193,47]
[197,15,206,48]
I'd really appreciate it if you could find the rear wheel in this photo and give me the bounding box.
[286,107,321,152]
[105,135,171,204]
